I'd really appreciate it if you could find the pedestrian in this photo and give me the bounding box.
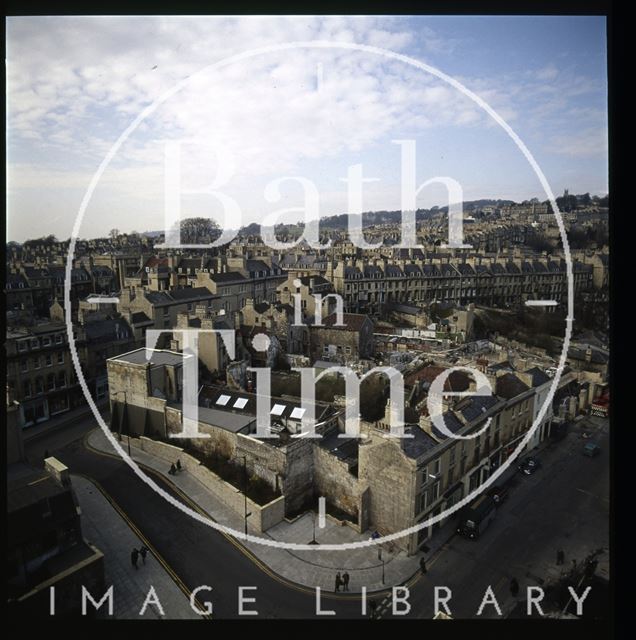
[342,571,350,591]
[131,548,139,570]
[169,463,176,475]
[510,577,519,597]
[176,459,182,472]
[335,572,342,593]
[556,549,564,565]
[420,556,428,574]
[140,545,148,565]
[369,599,378,619]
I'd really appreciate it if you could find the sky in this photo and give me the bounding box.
[6,15,608,242]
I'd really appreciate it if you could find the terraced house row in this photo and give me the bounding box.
[324,255,593,314]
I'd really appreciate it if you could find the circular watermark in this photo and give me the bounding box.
[65,40,573,551]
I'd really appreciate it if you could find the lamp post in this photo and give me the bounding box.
[241,456,251,537]
[378,547,385,584]
[308,509,319,545]
[118,391,131,457]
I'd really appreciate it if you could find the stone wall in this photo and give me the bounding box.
[313,445,360,522]
[121,435,284,532]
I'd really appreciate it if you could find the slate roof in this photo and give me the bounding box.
[524,367,551,387]
[320,313,371,332]
[495,373,531,399]
[401,425,439,459]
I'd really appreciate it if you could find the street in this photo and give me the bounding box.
[23,414,610,619]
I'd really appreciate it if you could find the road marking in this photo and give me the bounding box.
[576,488,609,503]
[525,300,557,306]
[82,431,375,602]
[73,472,211,619]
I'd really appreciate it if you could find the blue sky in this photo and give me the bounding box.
[6,15,608,242]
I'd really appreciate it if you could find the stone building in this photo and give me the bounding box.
[308,313,375,364]
[106,348,345,515]
[6,323,82,426]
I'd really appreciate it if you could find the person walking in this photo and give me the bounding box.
[369,599,378,619]
[420,556,428,574]
[510,577,519,598]
[342,571,350,591]
[556,549,565,565]
[140,545,148,565]
[131,548,139,570]
[169,463,177,475]
[335,572,342,593]
[176,459,182,472]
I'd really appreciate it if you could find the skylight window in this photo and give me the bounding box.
[216,394,231,406]
[233,398,248,409]
[270,404,285,416]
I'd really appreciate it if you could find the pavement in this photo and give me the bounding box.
[24,411,609,619]
[85,427,451,594]
[23,401,109,444]
[72,474,200,619]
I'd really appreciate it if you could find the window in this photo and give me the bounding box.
[31,338,39,349]
[57,352,64,364]
[42,336,51,347]
[17,341,28,352]
[20,359,28,373]
[33,356,41,370]
[57,372,67,388]
[55,334,63,344]
[432,481,440,501]
[45,355,53,367]
[35,377,44,394]
[47,374,56,391]
[419,491,428,513]
[419,465,429,485]
[23,381,32,398]
[432,459,441,476]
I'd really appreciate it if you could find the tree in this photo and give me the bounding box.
[109,228,120,239]
[170,217,222,245]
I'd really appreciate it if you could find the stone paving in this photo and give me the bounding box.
[86,428,450,593]
[73,474,200,619]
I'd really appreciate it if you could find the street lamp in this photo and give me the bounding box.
[308,509,319,545]
[240,456,251,537]
[378,547,385,584]
[117,391,131,457]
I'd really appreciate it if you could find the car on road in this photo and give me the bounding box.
[518,457,542,475]
[457,495,497,539]
[583,442,601,457]
[487,485,509,504]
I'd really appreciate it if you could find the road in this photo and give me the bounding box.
[23,414,610,619]
[25,420,364,619]
[378,416,610,619]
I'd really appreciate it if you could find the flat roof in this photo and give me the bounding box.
[177,405,255,433]
[109,348,187,367]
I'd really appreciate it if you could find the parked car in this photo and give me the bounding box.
[487,485,509,504]
[518,457,542,475]
[583,442,601,457]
